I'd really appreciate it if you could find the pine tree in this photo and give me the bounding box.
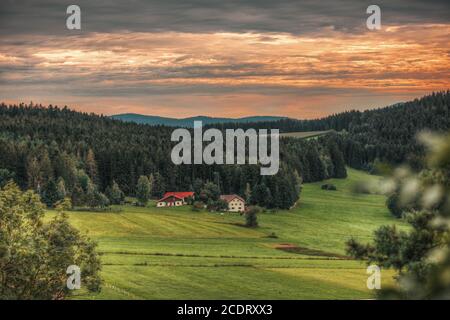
[107,180,125,205]
[251,183,270,207]
[244,183,252,203]
[26,156,41,190]
[136,175,151,206]
[152,172,165,198]
[85,148,98,183]
[245,206,260,227]
[41,179,60,208]
[56,177,67,200]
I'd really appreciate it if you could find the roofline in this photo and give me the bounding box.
[157,194,184,202]
[220,194,245,202]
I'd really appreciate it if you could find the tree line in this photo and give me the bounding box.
[2,91,448,210]
[0,103,347,209]
[212,91,450,171]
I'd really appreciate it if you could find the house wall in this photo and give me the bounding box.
[157,197,184,207]
[228,198,245,212]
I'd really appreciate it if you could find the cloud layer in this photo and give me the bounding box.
[0,1,449,118]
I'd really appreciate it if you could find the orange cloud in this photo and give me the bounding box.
[1,24,449,118]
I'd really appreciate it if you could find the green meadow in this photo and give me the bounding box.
[47,168,407,299]
[280,130,332,139]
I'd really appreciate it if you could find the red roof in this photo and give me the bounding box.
[163,192,194,199]
[220,194,245,203]
[158,191,194,202]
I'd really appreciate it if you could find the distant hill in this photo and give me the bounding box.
[110,113,288,127]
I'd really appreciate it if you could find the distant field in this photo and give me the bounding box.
[280,130,332,139]
[47,168,406,299]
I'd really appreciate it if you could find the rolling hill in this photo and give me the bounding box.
[110,113,288,127]
[47,169,406,300]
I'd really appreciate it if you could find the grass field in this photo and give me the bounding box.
[280,130,332,139]
[47,168,407,299]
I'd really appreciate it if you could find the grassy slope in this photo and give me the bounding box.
[48,168,406,299]
[280,130,332,139]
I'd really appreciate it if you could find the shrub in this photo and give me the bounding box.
[386,192,404,218]
[106,180,125,205]
[206,199,228,212]
[351,181,372,194]
[321,184,337,191]
[192,201,204,211]
[245,206,261,228]
[0,182,102,299]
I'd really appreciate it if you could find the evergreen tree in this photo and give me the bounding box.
[106,180,125,205]
[41,179,60,208]
[0,168,15,187]
[193,178,204,196]
[244,182,252,203]
[251,183,270,207]
[245,206,260,227]
[26,156,41,191]
[85,148,98,183]
[152,172,165,198]
[56,177,67,200]
[199,182,220,203]
[136,175,151,206]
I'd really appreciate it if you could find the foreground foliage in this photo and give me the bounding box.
[347,132,450,299]
[0,183,102,299]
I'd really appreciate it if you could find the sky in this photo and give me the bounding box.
[0,0,449,119]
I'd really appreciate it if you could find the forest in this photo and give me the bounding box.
[213,91,450,170]
[0,91,448,210]
[0,103,346,210]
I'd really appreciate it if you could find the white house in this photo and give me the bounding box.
[220,194,246,212]
[157,192,194,207]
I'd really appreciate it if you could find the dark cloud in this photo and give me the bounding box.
[0,0,449,36]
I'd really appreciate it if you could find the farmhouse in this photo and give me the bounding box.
[157,191,194,207]
[220,194,246,212]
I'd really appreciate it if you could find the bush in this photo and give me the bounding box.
[245,206,261,228]
[386,193,404,218]
[321,184,337,191]
[70,206,123,213]
[192,201,204,211]
[351,181,372,194]
[199,182,220,203]
[206,199,228,212]
[105,180,125,205]
[185,196,194,205]
[0,168,15,188]
[0,182,102,299]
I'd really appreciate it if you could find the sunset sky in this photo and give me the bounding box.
[0,0,449,119]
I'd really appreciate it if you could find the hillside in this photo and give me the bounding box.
[0,91,448,212]
[212,91,450,168]
[46,169,406,300]
[280,130,332,139]
[0,102,346,210]
[111,113,287,127]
